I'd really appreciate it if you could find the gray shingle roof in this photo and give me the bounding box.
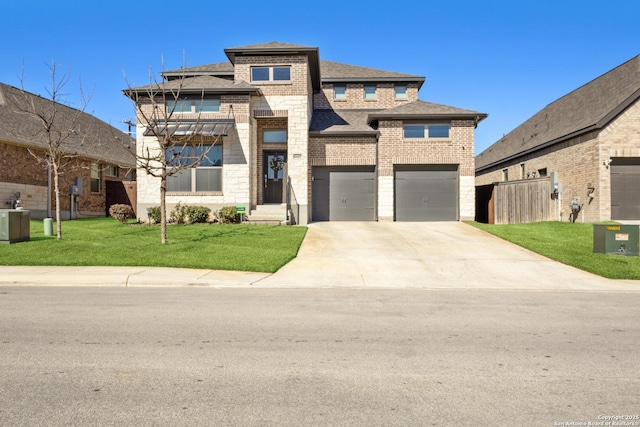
[320,60,424,84]
[225,41,316,51]
[0,83,135,167]
[164,60,425,85]
[476,54,640,171]
[125,75,260,95]
[310,109,381,135]
[368,100,487,122]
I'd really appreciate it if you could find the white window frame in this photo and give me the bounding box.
[90,163,101,193]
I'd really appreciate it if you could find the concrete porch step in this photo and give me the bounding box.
[247,204,287,223]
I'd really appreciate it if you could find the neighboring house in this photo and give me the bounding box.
[127,42,486,224]
[0,82,136,219]
[475,55,640,224]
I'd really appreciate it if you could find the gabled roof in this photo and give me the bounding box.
[163,62,234,80]
[368,100,487,123]
[476,54,640,172]
[0,83,135,167]
[124,75,261,96]
[310,109,381,136]
[320,60,425,88]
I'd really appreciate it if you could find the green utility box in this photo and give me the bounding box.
[0,209,31,244]
[593,224,639,256]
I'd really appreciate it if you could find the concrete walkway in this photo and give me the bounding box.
[1,222,639,291]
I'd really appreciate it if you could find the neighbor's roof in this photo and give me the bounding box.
[476,54,640,172]
[124,75,261,96]
[310,109,381,136]
[0,82,135,167]
[368,100,487,123]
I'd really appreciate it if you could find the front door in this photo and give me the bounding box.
[263,151,287,204]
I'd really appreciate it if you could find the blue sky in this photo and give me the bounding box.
[2,0,638,154]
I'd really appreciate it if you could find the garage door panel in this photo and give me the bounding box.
[611,158,640,220]
[395,167,458,222]
[312,167,376,222]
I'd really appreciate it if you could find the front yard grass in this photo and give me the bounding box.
[467,221,640,279]
[0,218,307,273]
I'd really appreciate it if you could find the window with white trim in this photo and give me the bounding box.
[251,66,291,82]
[106,165,119,177]
[166,144,223,192]
[90,163,101,193]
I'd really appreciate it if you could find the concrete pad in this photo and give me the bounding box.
[257,222,640,291]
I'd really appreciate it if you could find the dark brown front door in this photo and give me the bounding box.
[263,151,286,203]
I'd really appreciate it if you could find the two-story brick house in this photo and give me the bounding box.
[128,42,486,224]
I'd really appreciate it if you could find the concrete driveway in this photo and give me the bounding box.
[259,222,640,291]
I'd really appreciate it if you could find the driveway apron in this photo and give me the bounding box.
[259,222,640,291]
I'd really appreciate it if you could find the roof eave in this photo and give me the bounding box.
[368,112,487,124]
[476,124,600,173]
[309,130,379,137]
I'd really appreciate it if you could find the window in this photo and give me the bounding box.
[334,84,346,100]
[364,85,376,99]
[167,98,220,113]
[403,125,425,139]
[90,163,101,193]
[520,163,526,179]
[503,169,509,182]
[106,165,119,177]
[395,84,407,99]
[166,145,223,192]
[403,124,450,139]
[263,129,287,144]
[251,66,291,82]
[538,168,547,177]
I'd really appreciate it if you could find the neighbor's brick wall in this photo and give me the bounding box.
[313,82,420,110]
[377,119,476,221]
[0,141,124,218]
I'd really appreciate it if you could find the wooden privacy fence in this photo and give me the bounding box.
[482,178,552,224]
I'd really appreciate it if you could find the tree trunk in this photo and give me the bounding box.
[160,174,167,245]
[52,162,62,240]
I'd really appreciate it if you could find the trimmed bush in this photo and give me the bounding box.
[170,202,188,224]
[147,206,162,224]
[185,206,211,224]
[218,206,240,224]
[109,204,135,224]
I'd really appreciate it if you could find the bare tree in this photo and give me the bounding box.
[12,61,91,239]
[124,61,231,244]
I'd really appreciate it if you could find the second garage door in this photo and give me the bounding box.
[611,158,640,220]
[395,165,458,221]
[312,166,376,221]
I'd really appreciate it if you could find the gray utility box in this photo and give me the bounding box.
[593,224,639,256]
[0,209,31,244]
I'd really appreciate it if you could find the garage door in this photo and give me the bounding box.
[395,165,458,221]
[611,158,640,220]
[312,167,376,221]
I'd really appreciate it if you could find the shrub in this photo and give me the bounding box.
[185,205,211,224]
[170,202,188,224]
[218,206,240,224]
[147,206,162,224]
[109,204,135,224]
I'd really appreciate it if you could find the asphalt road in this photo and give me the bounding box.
[1,287,639,426]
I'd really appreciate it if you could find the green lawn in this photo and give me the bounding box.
[0,218,307,273]
[467,221,640,279]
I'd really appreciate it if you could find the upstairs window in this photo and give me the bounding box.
[333,84,346,100]
[251,66,291,82]
[167,98,220,113]
[403,124,450,139]
[364,85,377,99]
[394,84,407,99]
